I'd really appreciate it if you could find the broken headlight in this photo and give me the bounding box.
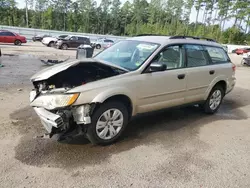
[30,93,79,110]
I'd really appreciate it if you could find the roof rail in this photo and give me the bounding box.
[169,36,217,42]
[134,34,167,37]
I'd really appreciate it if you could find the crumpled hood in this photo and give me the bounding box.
[30,58,128,82]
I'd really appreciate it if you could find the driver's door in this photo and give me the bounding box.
[136,45,187,113]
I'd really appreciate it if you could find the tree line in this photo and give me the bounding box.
[0,0,250,44]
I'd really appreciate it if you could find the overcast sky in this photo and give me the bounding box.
[16,0,234,29]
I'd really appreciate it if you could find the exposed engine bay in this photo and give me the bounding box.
[32,62,125,92]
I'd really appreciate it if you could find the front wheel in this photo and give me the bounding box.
[86,101,128,145]
[14,40,21,46]
[202,85,224,114]
[48,41,55,47]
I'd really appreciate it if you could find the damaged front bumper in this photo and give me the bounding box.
[32,103,93,140]
[34,107,64,133]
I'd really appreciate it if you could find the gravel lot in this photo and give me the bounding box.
[0,42,250,188]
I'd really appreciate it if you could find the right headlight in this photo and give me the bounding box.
[30,93,79,110]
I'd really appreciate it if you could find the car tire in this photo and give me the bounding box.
[14,40,21,46]
[236,53,240,55]
[202,85,225,114]
[96,44,101,49]
[48,41,54,47]
[61,44,68,50]
[86,101,129,145]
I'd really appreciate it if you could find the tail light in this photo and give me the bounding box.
[232,64,236,72]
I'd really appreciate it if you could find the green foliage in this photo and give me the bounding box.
[0,0,249,44]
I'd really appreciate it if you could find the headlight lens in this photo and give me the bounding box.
[30,93,79,110]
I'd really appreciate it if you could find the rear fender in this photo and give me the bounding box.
[205,76,228,100]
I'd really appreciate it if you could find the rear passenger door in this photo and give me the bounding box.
[0,32,5,43]
[77,37,89,47]
[184,44,214,103]
[4,32,16,43]
[69,36,78,48]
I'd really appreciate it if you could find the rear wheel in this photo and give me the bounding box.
[61,44,68,50]
[14,40,21,46]
[86,101,128,145]
[201,85,224,114]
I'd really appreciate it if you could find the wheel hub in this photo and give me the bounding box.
[96,109,124,140]
[209,90,222,110]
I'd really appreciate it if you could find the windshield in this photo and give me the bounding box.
[64,36,71,40]
[94,40,159,71]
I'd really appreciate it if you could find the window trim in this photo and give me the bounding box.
[0,32,15,36]
[203,45,231,65]
[95,40,160,71]
[143,43,229,73]
[184,44,210,68]
[183,43,230,68]
[142,44,185,73]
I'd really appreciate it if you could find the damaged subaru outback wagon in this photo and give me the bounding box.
[30,35,236,145]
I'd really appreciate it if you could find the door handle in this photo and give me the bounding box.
[177,74,185,79]
[209,70,215,75]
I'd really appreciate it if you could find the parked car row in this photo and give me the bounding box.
[41,35,68,47]
[42,35,115,50]
[90,38,114,49]
[0,29,115,50]
[232,47,250,55]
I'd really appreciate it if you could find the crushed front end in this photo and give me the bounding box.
[29,83,94,141]
[29,60,125,140]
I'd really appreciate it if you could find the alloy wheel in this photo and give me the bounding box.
[96,108,124,140]
[209,90,222,110]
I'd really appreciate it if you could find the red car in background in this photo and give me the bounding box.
[0,30,26,45]
[235,48,250,55]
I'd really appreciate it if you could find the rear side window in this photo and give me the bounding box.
[1,32,15,36]
[184,44,208,67]
[78,37,90,44]
[71,36,78,40]
[78,37,86,41]
[104,39,114,43]
[204,46,229,64]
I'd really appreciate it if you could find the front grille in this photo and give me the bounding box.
[55,117,63,127]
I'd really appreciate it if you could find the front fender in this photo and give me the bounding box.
[72,87,137,115]
[92,87,136,115]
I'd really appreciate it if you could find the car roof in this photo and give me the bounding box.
[0,30,12,32]
[129,36,222,48]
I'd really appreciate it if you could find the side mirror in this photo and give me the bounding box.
[148,62,166,73]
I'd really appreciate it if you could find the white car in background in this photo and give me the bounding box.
[42,35,68,47]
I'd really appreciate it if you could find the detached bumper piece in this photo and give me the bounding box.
[34,107,85,141]
[34,107,63,133]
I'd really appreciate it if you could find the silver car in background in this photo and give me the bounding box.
[94,38,114,49]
